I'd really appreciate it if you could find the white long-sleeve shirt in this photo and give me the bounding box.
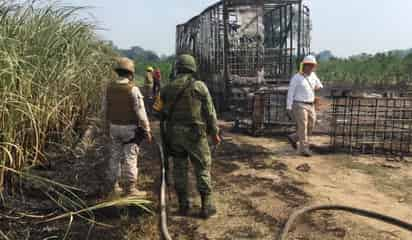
[102,78,151,132]
[286,72,323,110]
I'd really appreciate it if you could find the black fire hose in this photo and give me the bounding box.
[155,138,412,240]
[157,141,172,240]
[279,204,412,240]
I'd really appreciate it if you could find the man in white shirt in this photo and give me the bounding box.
[286,55,323,157]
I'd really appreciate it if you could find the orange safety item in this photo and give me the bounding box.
[153,95,164,112]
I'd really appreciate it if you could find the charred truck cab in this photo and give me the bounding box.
[176,0,311,134]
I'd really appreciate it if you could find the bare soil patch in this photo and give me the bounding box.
[2,123,412,239]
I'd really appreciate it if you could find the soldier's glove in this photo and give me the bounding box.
[287,109,293,121]
[123,127,149,146]
[212,134,222,145]
[146,131,153,144]
[104,123,110,137]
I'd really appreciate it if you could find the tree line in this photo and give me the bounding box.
[107,43,175,85]
[109,44,412,89]
[316,49,412,88]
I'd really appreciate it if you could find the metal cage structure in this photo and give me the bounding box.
[329,93,412,158]
[176,0,311,131]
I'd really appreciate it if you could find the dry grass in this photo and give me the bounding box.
[0,2,157,238]
[0,0,116,191]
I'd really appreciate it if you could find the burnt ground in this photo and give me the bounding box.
[159,125,412,240]
[1,121,412,240]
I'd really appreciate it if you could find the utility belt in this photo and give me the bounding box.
[123,126,148,145]
[168,123,207,136]
[294,100,314,105]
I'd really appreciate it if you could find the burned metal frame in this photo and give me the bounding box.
[176,0,311,125]
[176,1,412,157]
[177,2,225,109]
[329,94,412,157]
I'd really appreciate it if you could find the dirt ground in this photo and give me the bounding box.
[1,121,412,240]
[153,124,411,240]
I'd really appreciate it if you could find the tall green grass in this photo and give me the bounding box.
[0,1,115,191]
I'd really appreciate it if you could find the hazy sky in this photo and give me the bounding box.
[68,0,412,57]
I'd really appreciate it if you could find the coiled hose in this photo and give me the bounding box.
[157,142,172,240]
[279,204,412,240]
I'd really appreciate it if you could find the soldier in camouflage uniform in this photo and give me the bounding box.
[144,66,154,116]
[156,54,221,218]
[103,57,152,197]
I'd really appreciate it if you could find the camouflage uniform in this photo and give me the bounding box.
[103,58,151,196]
[159,55,219,217]
[144,70,154,115]
[144,70,154,98]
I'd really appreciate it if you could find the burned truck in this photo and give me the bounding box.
[176,0,311,133]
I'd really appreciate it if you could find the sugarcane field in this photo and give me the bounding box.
[2,0,412,239]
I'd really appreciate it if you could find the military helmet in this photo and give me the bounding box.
[176,54,197,73]
[115,57,135,74]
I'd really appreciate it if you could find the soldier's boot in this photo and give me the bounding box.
[108,182,123,199]
[200,194,216,219]
[123,183,147,198]
[299,143,313,157]
[301,147,313,157]
[177,192,190,216]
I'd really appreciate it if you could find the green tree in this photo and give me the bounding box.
[317,50,410,87]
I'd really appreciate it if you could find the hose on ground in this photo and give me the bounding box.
[279,204,412,240]
[157,142,172,240]
[156,138,412,240]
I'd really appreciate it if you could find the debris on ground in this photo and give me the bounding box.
[2,123,412,240]
[381,163,402,169]
[297,163,311,172]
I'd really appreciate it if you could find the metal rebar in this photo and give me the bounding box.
[331,96,412,157]
[177,0,311,130]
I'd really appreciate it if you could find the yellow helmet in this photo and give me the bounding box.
[147,66,154,72]
[115,57,135,73]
